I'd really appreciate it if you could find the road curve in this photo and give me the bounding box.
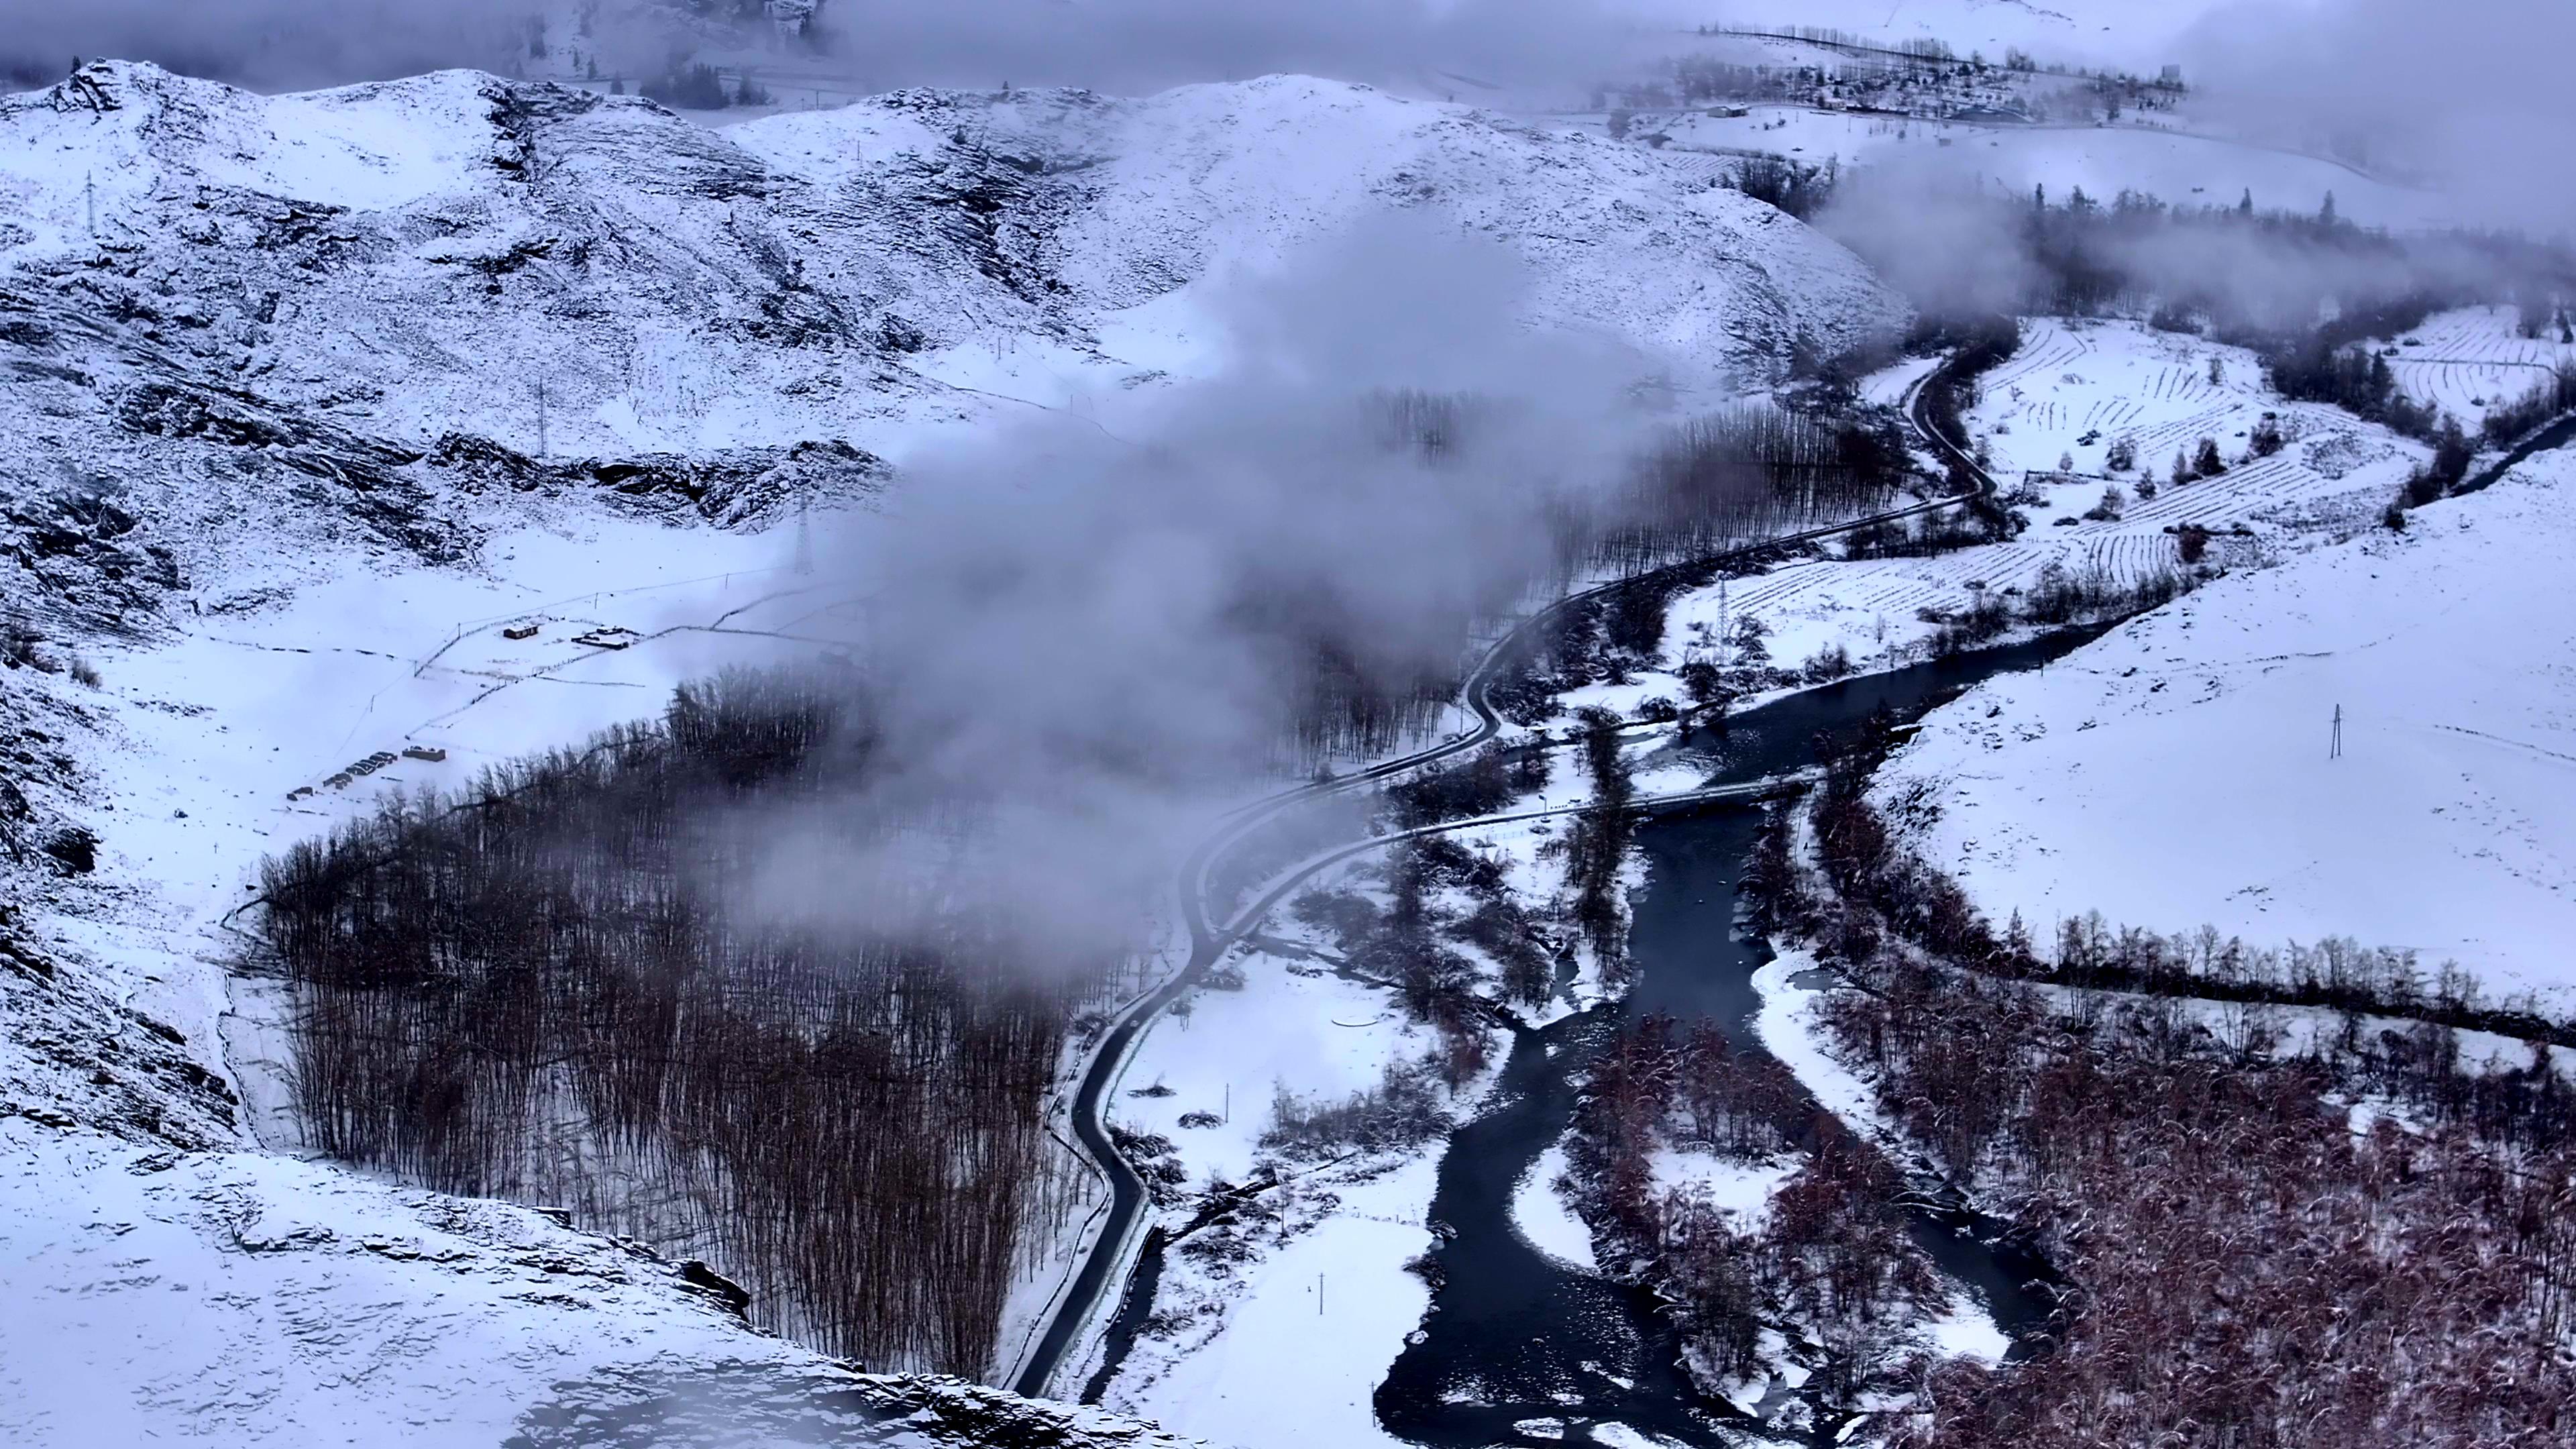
[1010,359,1996,1400]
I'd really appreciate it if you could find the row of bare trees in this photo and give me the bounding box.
[1562,708,1638,987]
[1594,404,1915,578]
[1296,393,1918,765]
[259,668,1101,1376]
[1789,722,2576,1055]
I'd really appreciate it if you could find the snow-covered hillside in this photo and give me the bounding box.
[1872,447,2576,1010]
[0,56,1919,1446]
[3,1115,1210,1449]
[1,61,1900,466]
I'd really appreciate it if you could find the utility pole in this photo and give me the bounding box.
[2329,704,2343,760]
[1717,576,1729,670]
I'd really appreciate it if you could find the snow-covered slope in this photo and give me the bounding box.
[3,1112,1206,1448]
[0,59,1902,648]
[1872,447,2576,1010]
[0,57,1914,1444]
[2,61,1901,466]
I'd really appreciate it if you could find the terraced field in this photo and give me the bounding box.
[2385,306,2576,430]
[1659,318,2424,672]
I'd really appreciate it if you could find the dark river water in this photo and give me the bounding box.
[2459,408,2576,496]
[1373,631,2100,1448]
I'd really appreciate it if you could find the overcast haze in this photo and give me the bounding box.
[2178,0,2576,234]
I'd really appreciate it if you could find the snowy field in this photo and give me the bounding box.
[1873,446,2576,1009]
[1089,924,1459,1449]
[40,513,852,1118]
[1116,1152,1442,1449]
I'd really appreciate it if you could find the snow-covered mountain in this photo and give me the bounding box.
[0,60,1900,627]
[0,57,1909,1447]
[3,60,1897,455]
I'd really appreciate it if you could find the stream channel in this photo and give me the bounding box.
[1079,629,2107,1442]
[1371,630,2101,1448]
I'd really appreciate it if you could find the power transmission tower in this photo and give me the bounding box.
[85,172,95,238]
[532,378,550,459]
[2329,704,2343,760]
[794,494,814,576]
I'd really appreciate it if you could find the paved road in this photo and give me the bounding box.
[1008,360,1994,1400]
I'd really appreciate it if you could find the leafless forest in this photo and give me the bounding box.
[1595,402,1913,578]
[258,669,1101,1375]
[1743,731,2576,1445]
[1564,1014,1946,1401]
[1258,394,1907,767]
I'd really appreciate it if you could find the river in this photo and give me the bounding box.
[2458,408,2576,496]
[1373,630,2100,1448]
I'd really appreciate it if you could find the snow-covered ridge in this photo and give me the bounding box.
[3,61,1902,468]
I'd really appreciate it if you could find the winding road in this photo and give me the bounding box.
[1008,359,1997,1399]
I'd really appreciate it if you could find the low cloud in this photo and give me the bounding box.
[739,215,1652,962]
